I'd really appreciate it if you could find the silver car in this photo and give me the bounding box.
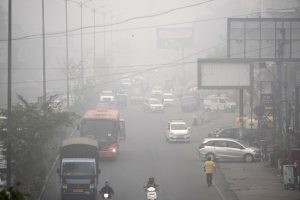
[198,138,260,162]
[143,98,164,113]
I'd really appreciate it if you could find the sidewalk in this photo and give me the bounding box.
[218,161,300,200]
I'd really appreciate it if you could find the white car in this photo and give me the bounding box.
[162,93,176,107]
[166,120,191,142]
[143,98,164,113]
[99,91,115,104]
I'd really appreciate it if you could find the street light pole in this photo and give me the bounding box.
[42,0,46,105]
[7,0,12,188]
[65,0,70,109]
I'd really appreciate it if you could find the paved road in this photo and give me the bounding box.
[43,104,238,200]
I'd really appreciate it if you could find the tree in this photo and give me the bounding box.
[0,182,30,200]
[0,95,78,198]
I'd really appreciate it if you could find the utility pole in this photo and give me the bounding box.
[42,0,46,105]
[103,12,106,67]
[7,0,12,188]
[93,9,96,81]
[65,0,70,109]
[275,25,286,143]
[80,1,84,89]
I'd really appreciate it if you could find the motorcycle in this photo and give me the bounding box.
[144,186,158,200]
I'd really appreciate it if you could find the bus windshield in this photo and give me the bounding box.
[81,119,117,144]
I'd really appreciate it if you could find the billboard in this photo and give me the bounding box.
[197,59,253,89]
[157,27,194,49]
[227,18,300,61]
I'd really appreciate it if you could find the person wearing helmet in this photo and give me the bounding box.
[145,177,158,189]
[99,181,114,199]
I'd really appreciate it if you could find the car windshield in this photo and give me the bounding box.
[62,162,95,175]
[171,123,187,130]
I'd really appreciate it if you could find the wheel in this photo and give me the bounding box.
[206,153,215,161]
[244,154,254,162]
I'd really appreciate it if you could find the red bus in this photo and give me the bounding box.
[80,109,125,158]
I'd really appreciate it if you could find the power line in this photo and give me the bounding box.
[0,0,215,42]
[0,43,291,108]
[0,11,263,42]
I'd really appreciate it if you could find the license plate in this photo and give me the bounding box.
[73,189,84,193]
[147,191,157,199]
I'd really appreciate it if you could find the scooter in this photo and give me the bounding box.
[144,186,158,200]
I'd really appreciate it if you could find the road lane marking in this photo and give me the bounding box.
[213,182,226,200]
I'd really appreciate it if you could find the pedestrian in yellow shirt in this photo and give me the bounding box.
[203,157,216,186]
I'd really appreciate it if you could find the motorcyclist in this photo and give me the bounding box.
[144,177,159,189]
[99,181,114,199]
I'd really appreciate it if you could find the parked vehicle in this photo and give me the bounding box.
[203,96,226,111]
[166,119,191,142]
[207,127,259,145]
[143,98,164,113]
[57,137,100,200]
[203,95,237,112]
[198,138,261,162]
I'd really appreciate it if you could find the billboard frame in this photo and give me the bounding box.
[197,58,254,90]
[227,17,300,62]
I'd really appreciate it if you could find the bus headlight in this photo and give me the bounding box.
[111,148,116,153]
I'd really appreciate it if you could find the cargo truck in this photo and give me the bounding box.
[57,137,100,200]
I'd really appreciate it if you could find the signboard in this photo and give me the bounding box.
[227,18,300,62]
[157,27,194,49]
[261,93,273,107]
[197,59,253,89]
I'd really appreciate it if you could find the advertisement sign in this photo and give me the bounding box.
[157,28,194,49]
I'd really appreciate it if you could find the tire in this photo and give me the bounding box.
[244,154,254,162]
[206,153,215,161]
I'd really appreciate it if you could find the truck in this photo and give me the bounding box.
[57,137,100,200]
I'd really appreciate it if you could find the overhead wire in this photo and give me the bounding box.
[0,12,295,107]
[0,13,293,85]
[0,11,263,42]
[0,0,215,42]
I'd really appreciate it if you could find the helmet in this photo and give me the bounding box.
[148,177,154,184]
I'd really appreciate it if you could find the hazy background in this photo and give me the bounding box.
[0,0,267,107]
